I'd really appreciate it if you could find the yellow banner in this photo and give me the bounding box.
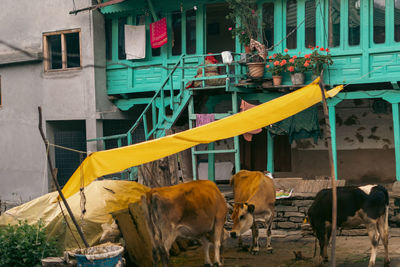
[61,78,343,199]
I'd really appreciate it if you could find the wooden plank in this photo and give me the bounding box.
[43,35,49,71]
[112,206,153,267]
[61,33,67,69]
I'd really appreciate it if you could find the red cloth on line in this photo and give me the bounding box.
[150,17,168,48]
[240,100,262,141]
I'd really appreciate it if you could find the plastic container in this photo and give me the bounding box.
[71,244,124,267]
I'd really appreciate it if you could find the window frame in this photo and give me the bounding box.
[0,75,2,108]
[43,29,82,72]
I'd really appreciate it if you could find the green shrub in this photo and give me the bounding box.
[0,220,60,267]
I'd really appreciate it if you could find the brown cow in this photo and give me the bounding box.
[142,180,227,267]
[230,170,276,254]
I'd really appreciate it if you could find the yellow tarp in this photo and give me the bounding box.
[62,78,343,199]
[0,180,149,250]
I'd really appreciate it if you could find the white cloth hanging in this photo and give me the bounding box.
[125,25,146,59]
[221,51,233,64]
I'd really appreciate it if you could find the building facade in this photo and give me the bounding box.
[0,0,127,206]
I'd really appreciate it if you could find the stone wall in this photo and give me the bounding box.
[223,179,400,231]
[273,193,400,231]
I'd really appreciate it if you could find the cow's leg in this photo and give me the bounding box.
[264,210,274,253]
[200,236,212,267]
[322,221,331,262]
[366,222,380,267]
[377,211,390,267]
[212,219,225,267]
[250,220,259,255]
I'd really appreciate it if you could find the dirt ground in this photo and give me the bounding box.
[169,228,400,267]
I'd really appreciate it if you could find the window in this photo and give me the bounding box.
[43,29,81,71]
[172,12,182,55]
[348,0,360,46]
[328,0,340,47]
[305,0,316,48]
[395,0,400,42]
[186,9,197,54]
[118,17,127,59]
[263,3,274,49]
[105,19,112,60]
[286,0,297,49]
[373,0,385,44]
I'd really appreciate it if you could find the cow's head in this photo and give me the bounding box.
[230,202,255,238]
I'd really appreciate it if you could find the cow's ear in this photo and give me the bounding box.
[247,204,255,214]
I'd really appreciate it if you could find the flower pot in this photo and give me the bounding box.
[272,75,283,86]
[290,73,305,85]
[247,62,265,78]
[244,45,252,54]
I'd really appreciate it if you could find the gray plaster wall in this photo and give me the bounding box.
[0,0,123,204]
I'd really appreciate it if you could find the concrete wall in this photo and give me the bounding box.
[291,99,396,183]
[0,0,123,204]
[203,98,396,183]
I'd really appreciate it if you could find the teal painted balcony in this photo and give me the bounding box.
[102,0,400,101]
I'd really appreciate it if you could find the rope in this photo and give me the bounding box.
[268,17,306,51]
[57,200,82,249]
[79,153,87,221]
[48,143,87,154]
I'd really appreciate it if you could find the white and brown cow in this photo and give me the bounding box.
[142,180,227,267]
[308,185,390,267]
[230,170,276,254]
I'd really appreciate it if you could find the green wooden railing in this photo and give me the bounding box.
[87,52,245,157]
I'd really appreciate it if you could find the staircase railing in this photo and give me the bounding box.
[88,52,245,148]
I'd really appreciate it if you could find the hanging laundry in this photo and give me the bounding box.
[150,17,168,48]
[268,106,321,144]
[196,114,215,127]
[240,100,262,141]
[125,25,146,59]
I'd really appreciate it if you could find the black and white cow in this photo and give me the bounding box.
[308,185,390,267]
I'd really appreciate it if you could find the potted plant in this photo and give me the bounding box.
[226,0,259,53]
[309,46,333,79]
[228,25,251,52]
[266,53,289,85]
[286,54,311,85]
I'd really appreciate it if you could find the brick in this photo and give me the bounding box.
[292,200,314,206]
[289,216,305,223]
[275,205,298,212]
[299,207,309,213]
[277,222,297,229]
[284,212,305,217]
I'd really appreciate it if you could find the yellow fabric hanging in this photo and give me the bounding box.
[61,78,343,199]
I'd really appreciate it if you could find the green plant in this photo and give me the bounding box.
[0,220,60,267]
[308,46,334,76]
[228,25,250,46]
[286,55,311,74]
[266,53,290,76]
[226,0,260,46]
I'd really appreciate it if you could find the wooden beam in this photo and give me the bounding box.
[319,73,337,267]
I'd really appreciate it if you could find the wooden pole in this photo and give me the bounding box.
[37,106,89,248]
[318,73,337,267]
